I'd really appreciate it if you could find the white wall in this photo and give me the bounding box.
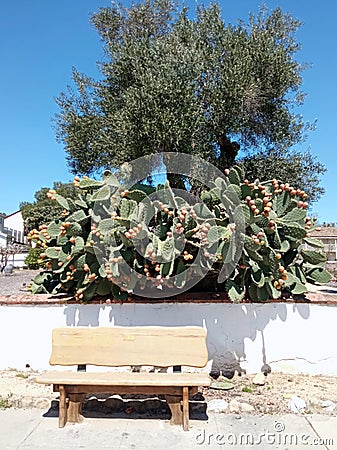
[2,253,28,268]
[0,232,7,248]
[1,302,336,375]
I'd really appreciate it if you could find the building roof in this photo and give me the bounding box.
[4,210,21,219]
[312,227,337,238]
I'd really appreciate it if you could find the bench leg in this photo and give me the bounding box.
[58,385,67,428]
[166,395,182,426]
[182,387,189,431]
[166,389,190,430]
[67,394,86,424]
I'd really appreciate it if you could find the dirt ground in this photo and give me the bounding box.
[201,371,337,415]
[0,269,38,295]
[1,368,336,416]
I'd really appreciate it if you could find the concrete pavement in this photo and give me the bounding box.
[0,409,336,449]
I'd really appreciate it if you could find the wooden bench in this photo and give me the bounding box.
[35,326,211,430]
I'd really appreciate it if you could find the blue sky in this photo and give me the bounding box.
[0,0,336,222]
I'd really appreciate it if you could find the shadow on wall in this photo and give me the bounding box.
[63,302,310,376]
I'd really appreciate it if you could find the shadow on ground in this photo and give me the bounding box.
[43,394,208,422]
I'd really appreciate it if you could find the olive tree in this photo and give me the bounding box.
[55,0,324,200]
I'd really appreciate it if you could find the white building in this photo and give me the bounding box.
[0,213,8,248]
[0,211,26,247]
[0,231,7,248]
[312,227,337,263]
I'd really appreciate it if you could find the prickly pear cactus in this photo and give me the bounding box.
[28,166,331,302]
[217,169,331,301]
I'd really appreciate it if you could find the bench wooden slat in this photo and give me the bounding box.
[49,326,208,368]
[54,385,199,396]
[36,371,211,387]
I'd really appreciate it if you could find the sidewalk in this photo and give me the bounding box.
[1,408,336,449]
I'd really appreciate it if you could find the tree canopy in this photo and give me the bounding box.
[55,0,325,202]
[20,182,77,232]
[242,149,326,202]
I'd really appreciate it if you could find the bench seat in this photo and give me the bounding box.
[36,371,211,387]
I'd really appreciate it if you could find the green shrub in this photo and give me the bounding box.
[24,248,44,270]
[28,167,331,301]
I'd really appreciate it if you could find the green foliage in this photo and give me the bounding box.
[15,373,29,379]
[29,168,331,302]
[242,386,253,393]
[54,0,324,200]
[21,182,78,232]
[0,394,12,409]
[242,149,326,204]
[24,248,44,270]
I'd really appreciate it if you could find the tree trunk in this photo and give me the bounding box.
[217,134,240,171]
[162,152,187,190]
